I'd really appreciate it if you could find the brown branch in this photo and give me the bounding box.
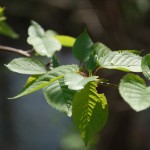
[0,45,31,57]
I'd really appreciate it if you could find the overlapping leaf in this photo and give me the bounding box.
[85,42,111,71]
[141,54,150,80]
[119,74,150,111]
[64,73,98,90]
[11,65,79,99]
[99,51,142,72]
[27,21,61,57]
[5,57,47,74]
[72,82,108,145]
[43,78,75,116]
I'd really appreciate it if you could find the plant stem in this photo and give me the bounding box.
[98,82,118,88]
[0,45,31,57]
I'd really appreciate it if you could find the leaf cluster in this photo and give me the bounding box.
[5,21,150,145]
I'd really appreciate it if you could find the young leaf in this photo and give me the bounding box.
[64,73,98,90]
[54,35,76,47]
[5,57,47,74]
[43,78,75,116]
[10,65,79,98]
[141,54,150,80]
[27,21,61,57]
[72,82,108,145]
[99,51,142,72]
[72,29,93,62]
[119,74,150,111]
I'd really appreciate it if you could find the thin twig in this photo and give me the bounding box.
[0,45,31,57]
[98,82,118,88]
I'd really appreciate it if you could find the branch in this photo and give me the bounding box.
[0,45,31,57]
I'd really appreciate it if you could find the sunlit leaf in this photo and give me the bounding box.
[54,35,76,47]
[85,42,111,71]
[119,74,150,111]
[5,57,47,74]
[10,65,79,99]
[72,82,108,145]
[43,78,75,116]
[99,51,142,72]
[27,21,61,57]
[64,73,98,90]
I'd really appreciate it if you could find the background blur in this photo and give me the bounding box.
[0,0,150,150]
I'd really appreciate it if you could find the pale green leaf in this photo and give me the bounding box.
[43,78,75,116]
[99,51,142,72]
[64,73,98,90]
[72,82,108,145]
[11,64,79,99]
[141,54,150,80]
[5,57,47,74]
[27,21,61,57]
[119,74,150,111]
[54,35,76,47]
[72,29,93,62]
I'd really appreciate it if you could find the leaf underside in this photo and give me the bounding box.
[5,57,47,74]
[119,73,150,111]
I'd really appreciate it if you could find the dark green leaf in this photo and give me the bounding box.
[72,29,93,62]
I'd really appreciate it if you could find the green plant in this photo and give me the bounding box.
[1,20,150,145]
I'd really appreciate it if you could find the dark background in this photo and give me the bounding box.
[0,0,150,150]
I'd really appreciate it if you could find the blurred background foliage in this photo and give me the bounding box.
[0,0,150,150]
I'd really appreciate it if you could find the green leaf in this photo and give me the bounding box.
[99,51,142,72]
[27,21,61,57]
[85,42,111,71]
[118,50,141,55]
[92,42,111,58]
[11,64,79,99]
[64,73,98,90]
[0,22,18,38]
[72,29,93,62]
[54,35,76,47]
[11,75,63,99]
[43,78,75,116]
[51,55,60,68]
[119,74,150,111]
[141,54,150,80]
[5,57,47,74]
[72,82,108,145]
